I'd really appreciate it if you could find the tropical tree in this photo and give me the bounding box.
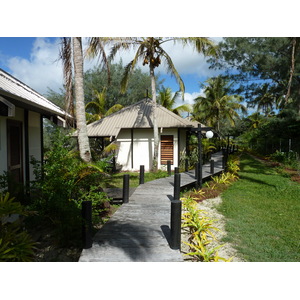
[193,76,247,133]
[85,87,123,124]
[88,37,217,171]
[157,87,192,116]
[60,37,109,162]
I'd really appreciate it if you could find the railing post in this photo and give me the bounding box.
[185,158,189,172]
[170,199,182,250]
[196,162,202,189]
[139,165,144,185]
[82,201,92,249]
[167,160,171,176]
[123,174,130,203]
[174,173,181,201]
[195,163,198,179]
[210,159,214,174]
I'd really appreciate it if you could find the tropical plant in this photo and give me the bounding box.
[181,196,232,262]
[193,76,247,133]
[0,193,36,262]
[85,87,123,124]
[87,37,218,171]
[60,37,110,162]
[30,129,111,246]
[157,86,192,116]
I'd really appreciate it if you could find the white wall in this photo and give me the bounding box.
[116,128,184,171]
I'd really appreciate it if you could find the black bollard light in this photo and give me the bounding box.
[170,200,182,250]
[82,201,93,249]
[123,174,130,203]
[139,165,145,185]
[174,167,179,174]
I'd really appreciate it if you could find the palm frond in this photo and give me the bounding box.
[59,37,74,126]
[160,50,185,98]
[86,37,111,84]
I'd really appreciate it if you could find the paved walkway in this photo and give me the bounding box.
[79,152,223,262]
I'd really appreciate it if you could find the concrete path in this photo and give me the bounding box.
[79,152,223,262]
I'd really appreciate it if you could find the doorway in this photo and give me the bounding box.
[7,120,23,183]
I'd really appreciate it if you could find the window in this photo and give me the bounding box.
[161,135,173,165]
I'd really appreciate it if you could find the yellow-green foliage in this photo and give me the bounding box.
[181,196,232,262]
[227,154,241,175]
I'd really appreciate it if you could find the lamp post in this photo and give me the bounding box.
[194,124,214,188]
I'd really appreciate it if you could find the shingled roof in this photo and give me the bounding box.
[86,98,203,137]
[0,68,67,118]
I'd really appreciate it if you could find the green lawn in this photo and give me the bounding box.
[102,170,171,188]
[218,153,300,262]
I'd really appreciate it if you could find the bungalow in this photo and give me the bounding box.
[0,68,67,186]
[86,98,205,171]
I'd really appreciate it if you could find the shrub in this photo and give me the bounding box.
[30,129,111,246]
[0,192,36,262]
[181,196,232,262]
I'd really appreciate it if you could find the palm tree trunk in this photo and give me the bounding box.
[150,65,159,171]
[72,37,91,163]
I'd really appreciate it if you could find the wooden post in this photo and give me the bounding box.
[82,201,92,249]
[123,174,130,203]
[139,165,144,185]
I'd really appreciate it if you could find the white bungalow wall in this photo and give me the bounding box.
[115,128,186,171]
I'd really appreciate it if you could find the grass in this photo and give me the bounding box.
[102,170,171,188]
[218,153,300,262]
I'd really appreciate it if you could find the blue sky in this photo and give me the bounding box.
[0,37,223,107]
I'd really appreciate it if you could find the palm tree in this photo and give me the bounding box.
[157,87,192,116]
[88,37,217,171]
[193,76,246,133]
[60,37,109,162]
[85,87,123,124]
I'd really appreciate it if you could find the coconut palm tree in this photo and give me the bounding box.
[157,87,192,116]
[60,37,109,162]
[88,37,217,170]
[193,76,247,133]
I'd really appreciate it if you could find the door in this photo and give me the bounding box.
[7,120,23,183]
[161,135,174,165]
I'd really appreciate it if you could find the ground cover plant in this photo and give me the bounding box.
[181,196,232,262]
[218,153,300,262]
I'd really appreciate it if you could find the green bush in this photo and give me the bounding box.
[0,192,36,262]
[30,128,111,246]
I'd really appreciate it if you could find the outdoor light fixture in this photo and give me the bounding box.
[205,130,214,139]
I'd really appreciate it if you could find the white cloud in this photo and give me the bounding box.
[7,38,63,95]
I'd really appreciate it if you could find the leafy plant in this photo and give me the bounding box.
[0,193,36,262]
[181,196,231,262]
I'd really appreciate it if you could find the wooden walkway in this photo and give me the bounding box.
[79,152,223,262]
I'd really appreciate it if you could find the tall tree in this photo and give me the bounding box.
[88,37,217,170]
[192,76,247,133]
[208,37,300,114]
[72,37,92,162]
